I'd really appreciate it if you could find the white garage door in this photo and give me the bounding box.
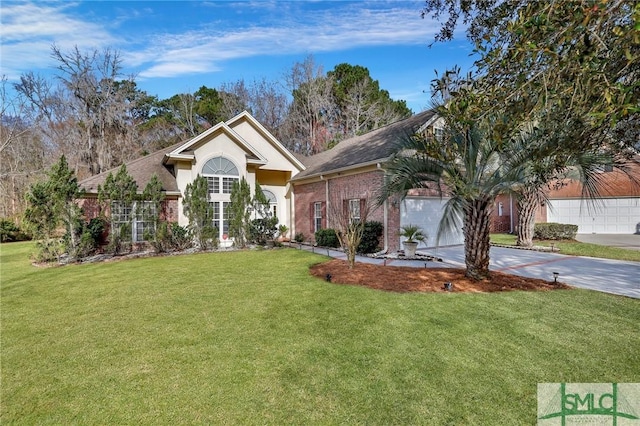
[400,198,464,247]
[547,198,640,234]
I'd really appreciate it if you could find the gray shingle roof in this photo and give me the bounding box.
[291,109,436,181]
[79,142,183,194]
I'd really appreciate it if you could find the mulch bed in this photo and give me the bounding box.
[310,259,572,293]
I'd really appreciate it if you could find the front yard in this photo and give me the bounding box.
[2,242,639,424]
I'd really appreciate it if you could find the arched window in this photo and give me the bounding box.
[202,157,239,195]
[201,156,240,241]
[261,189,277,218]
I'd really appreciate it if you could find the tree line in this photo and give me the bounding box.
[1,48,411,220]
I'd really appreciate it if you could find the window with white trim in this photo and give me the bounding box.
[202,157,239,241]
[111,201,156,242]
[202,157,239,196]
[314,202,323,232]
[261,189,278,219]
[348,199,361,224]
[434,126,444,141]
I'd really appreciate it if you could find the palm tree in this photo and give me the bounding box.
[379,121,527,280]
[509,122,638,248]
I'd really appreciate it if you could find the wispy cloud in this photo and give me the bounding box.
[1,1,441,81]
[134,4,439,79]
[1,2,117,79]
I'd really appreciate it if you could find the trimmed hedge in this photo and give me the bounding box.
[534,223,578,240]
[315,228,340,248]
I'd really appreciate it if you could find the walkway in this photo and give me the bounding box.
[296,244,640,299]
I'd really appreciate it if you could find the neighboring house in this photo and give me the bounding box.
[290,109,464,253]
[492,158,640,235]
[545,160,640,234]
[79,111,304,247]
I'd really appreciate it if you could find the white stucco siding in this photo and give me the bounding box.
[230,121,300,173]
[174,162,193,227]
[193,136,250,179]
[400,197,464,248]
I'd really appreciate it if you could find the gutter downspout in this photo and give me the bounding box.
[322,175,329,229]
[375,163,389,255]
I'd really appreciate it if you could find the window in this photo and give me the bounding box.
[314,202,323,232]
[111,201,132,240]
[111,201,156,242]
[206,177,219,195]
[202,156,239,196]
[434,126,444,141]
[135,201,156,242]
[348,199,361,224]
[202,156,239,241]
[211,201,232,238]
[222,177,236,194]
[260,189,278,219]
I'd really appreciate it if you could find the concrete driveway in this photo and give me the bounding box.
[423,245,640,299]
[575,233,640,251]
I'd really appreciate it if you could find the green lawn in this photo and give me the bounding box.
[2,242,639,424]
[490,233,640,262]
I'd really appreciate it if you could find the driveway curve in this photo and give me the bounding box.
[427,246,640,299]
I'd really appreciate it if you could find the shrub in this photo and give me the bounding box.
[170,223,192,250]
[534,223,578,240]
[33,239,64,263]
[75,229,98,259]
[199,225,219,250]
[294,232,305,243]
[358,221,384,254]
[0,219,30,242]
[86,218,107,246]
[145,221,170,253]
[107,222,132,255]
[249,217,278,245]
[315,228,339,248]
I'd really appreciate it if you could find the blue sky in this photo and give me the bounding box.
[1,1,476,113]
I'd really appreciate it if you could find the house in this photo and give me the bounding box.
[544,160,640,234]
[79,111,305,247]
[491,159,640,235]
[290,109,464,252]
[81,108,638,254]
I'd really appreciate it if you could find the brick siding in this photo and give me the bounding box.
[293,170,401,252]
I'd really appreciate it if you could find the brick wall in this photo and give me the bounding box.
[548,162,640,198]
[79,197,101,220]
[293,170,401,251]
[293,180,326,243]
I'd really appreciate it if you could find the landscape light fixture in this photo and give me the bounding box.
[553,272,559,283]
[326,274,332,282]
[444,282,453,291]
[550,242,555,252]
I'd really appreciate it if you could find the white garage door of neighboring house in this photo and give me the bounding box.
[547,198,640,234]
[400,198,464,247]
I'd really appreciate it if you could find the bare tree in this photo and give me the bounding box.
[50,45,139,175]
[283,55,337,155]
[0,76,46,219]
[328,186,373,269]
[219,78,289,139]
[218,80,250,120]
